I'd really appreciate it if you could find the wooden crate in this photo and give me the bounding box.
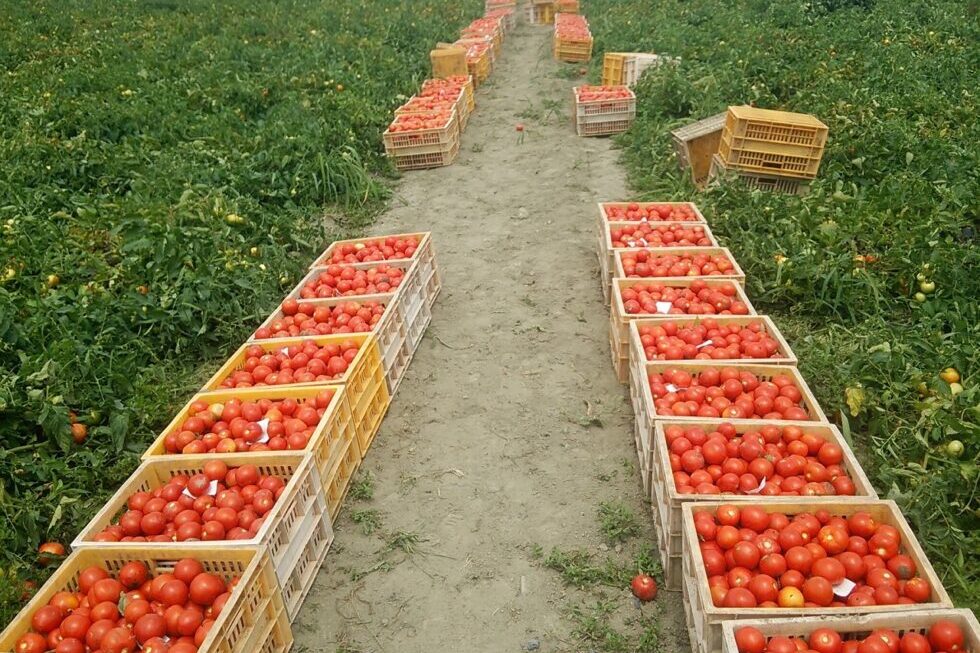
[719,609,980,653]
[648,419,876,589]
[0,546,292,653]
[253,293,409,399]
[613,247,745,285]
[556,0,579,12]
[311,231,435,269]
[709,154,811,196]
[71,454,333,621]
[573,86,636,137]
[554,37,592,63]
[632,361,829,434]
[672,112,727,187]
[609,278,758,383]
[718,106,827,180]
[601,53,627,86]
[144,385,355,470]
[597,201,707,223]
[525,1,555,24]
[681,499,953,653]
[597,220,720,303]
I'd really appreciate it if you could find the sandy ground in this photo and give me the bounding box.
[293,17,688,653]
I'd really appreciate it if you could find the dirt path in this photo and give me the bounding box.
[294,18,687,653]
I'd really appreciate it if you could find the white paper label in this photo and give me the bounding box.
[656,301,672,314]
[640,217,648,223]
[745,477,766,495]
[833,578,856,597]
[255,418,271,444]
[696,339,714,350]
[638,238,648,246]
[182,480,219,498]
[626,240,636,247]
[665,384,679,393]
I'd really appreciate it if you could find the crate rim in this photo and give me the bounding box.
[613,246,746,282]
[597,200,708,223]
[611,276,758,321]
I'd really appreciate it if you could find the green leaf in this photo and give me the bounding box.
[39,403,72,453]
[109,412,130,453]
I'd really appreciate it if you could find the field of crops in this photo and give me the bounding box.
[0,0,480,622]
[586,0,979,608]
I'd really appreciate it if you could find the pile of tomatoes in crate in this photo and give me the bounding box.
[636,320,782,362]
[695,504,936,609]
[217,341,363,389]
[254,300,386,339]
[575,85,633,102]
[621,281,750,316]
[554,13,590,40]
[649,367,812,420]
[386,110,454,134]
[735,620,968,653]
[163,389,335,455]
[13,559,233,653]
[664,422,857,496]
[91,463,285,543]
[620,250,737,278]
[604,202,702,222]
[318,235,421,265]
[295,264,407,299]
[609,223,713,248]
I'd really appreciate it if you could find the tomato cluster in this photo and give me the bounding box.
[620,250,736,278]
[555,13,590,39]
[609,223,712,248]
[695,505,935,610]
[298,264,406,299]
[163,390,333,454]
[648,366,812,420]
[320,236,420,265]
[664,422,857,496]
[419,76,469,100]
[604,202,700,222]
[576,85,632,101]
[735,619,966,653]
[621,281,750,316]
[14,559,235,653]
[91,462,286,543]
[637,320,781,362]
[397,95,457,113]
[387,110,453,132]
[254,299,385,339]
[219,341,362,389]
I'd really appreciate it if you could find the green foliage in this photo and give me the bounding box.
[0,0,481,622]
[598,500,641,543]
[587,0,979,608]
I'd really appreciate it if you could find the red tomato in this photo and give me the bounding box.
[927,620,964,651]
[809,628,843,653]
[735,627,767,653]
[630,574,658,601]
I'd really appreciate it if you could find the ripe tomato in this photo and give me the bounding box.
[927,619,964,651]
[897,633,931,653]
[174,558,205,585]
[630,574,658,601]
[118,561,149,589]
[15,633,47,653]
[735,627,767,653]
[802,576,834,606]
[777,586,804,607]
[902,577,931,603]
[189,573,226,606]
[809,628,843,653]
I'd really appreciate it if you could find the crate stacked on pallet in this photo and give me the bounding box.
[554,13,592,62]
[572,85,636,137]
[598,196,963,651]
[526,0,555,25]
[709,105,828,195]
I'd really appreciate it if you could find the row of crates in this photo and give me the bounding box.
[385,6,516,171]
[0,233,442,650]
[590,200,969,653]
[671,105,828,191]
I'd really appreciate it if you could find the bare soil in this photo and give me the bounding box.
[293,18,688,653]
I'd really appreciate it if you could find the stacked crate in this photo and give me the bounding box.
[595,196,957,642]
[553,13,592,62]
[573,85,636,137]
[671,112,727,187]
[709,105,828,194]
